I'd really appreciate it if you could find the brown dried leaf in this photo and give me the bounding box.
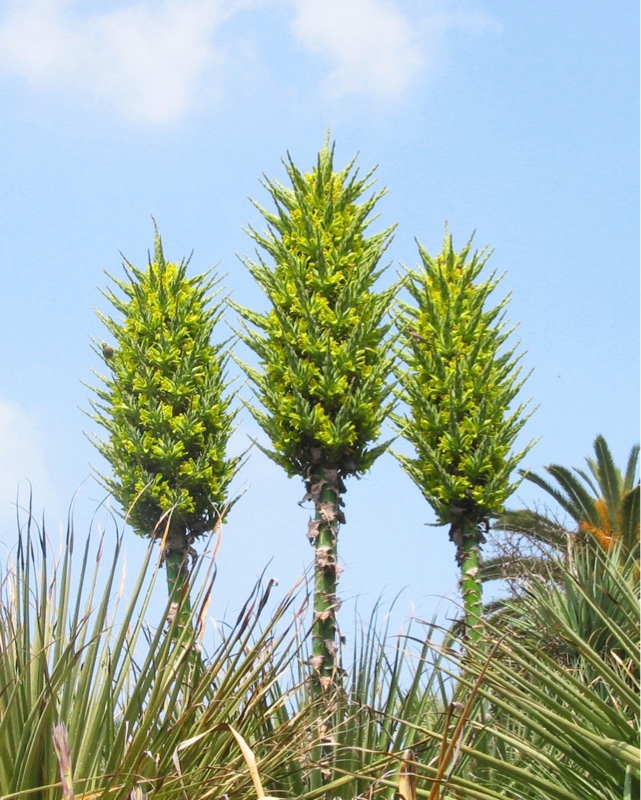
[307,519,321,544]
[306,478,327,504]
[309,655,324,673]
[166,602,178,624]
[315,546,334,568]
[318,502,338,523]
[324,639,338,658]
[397,749,417,800]
[324,467,339,485]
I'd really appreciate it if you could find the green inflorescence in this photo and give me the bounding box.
[395,232,533,524]
[90,228,240,539]
[235,141,396,477]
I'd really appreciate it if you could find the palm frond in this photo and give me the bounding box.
[478,553,554,584]
[619,485,640,557]
[623,444,640,491]
[493,508,569,549]
[590,434,623,523]
[540,464,599,525]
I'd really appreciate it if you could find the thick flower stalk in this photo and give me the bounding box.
[90,227,241,611]
[394,232,533,641]
[235,141,396,692]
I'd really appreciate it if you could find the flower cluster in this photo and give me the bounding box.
[91,230,240,539]
[235,142,396,478]
[394,232,532,524]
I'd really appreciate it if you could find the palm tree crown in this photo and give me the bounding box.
[520,435,639,557]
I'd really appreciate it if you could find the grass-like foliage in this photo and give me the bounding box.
[1,500,636,800]
[0,509,312,800]
[459,544,639,799]
[266,541,639,798]
[264,607,454,798]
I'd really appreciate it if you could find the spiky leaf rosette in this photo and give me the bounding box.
[394,232,533,525]
[90,229,240,541]
[234,141,396,478]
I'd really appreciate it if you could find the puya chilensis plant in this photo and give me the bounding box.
[394,231,533,641]
[234,139,396,694]
[89,225,241,616]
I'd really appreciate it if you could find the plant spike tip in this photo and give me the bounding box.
[234,138,396,710]
[394,230,534,641]
[88,224,242,621]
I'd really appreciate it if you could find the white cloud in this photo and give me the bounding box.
[0,0,229,124]
[291,0,424,100]
[0,1,501,121]
[0,398,52,532]
[290,0,501,102]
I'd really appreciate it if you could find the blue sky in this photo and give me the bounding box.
[0,0,638,627]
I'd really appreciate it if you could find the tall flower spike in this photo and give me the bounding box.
[88,224,242,617]
[394,230,534,641]
[233,139,397,703]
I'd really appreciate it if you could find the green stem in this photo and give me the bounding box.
[308,466,344,692]
[450,518,484,643]
[164,549,193,631]
[162,529,205,683]
[307,464,344,786]
[312,482,340,690]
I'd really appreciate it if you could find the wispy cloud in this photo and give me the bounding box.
[0,0,229,124]
[291,0,424,100]
[290,0,500,102]
[0,1,500,122]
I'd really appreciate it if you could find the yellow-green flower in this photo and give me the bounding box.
[89,227,241,542]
